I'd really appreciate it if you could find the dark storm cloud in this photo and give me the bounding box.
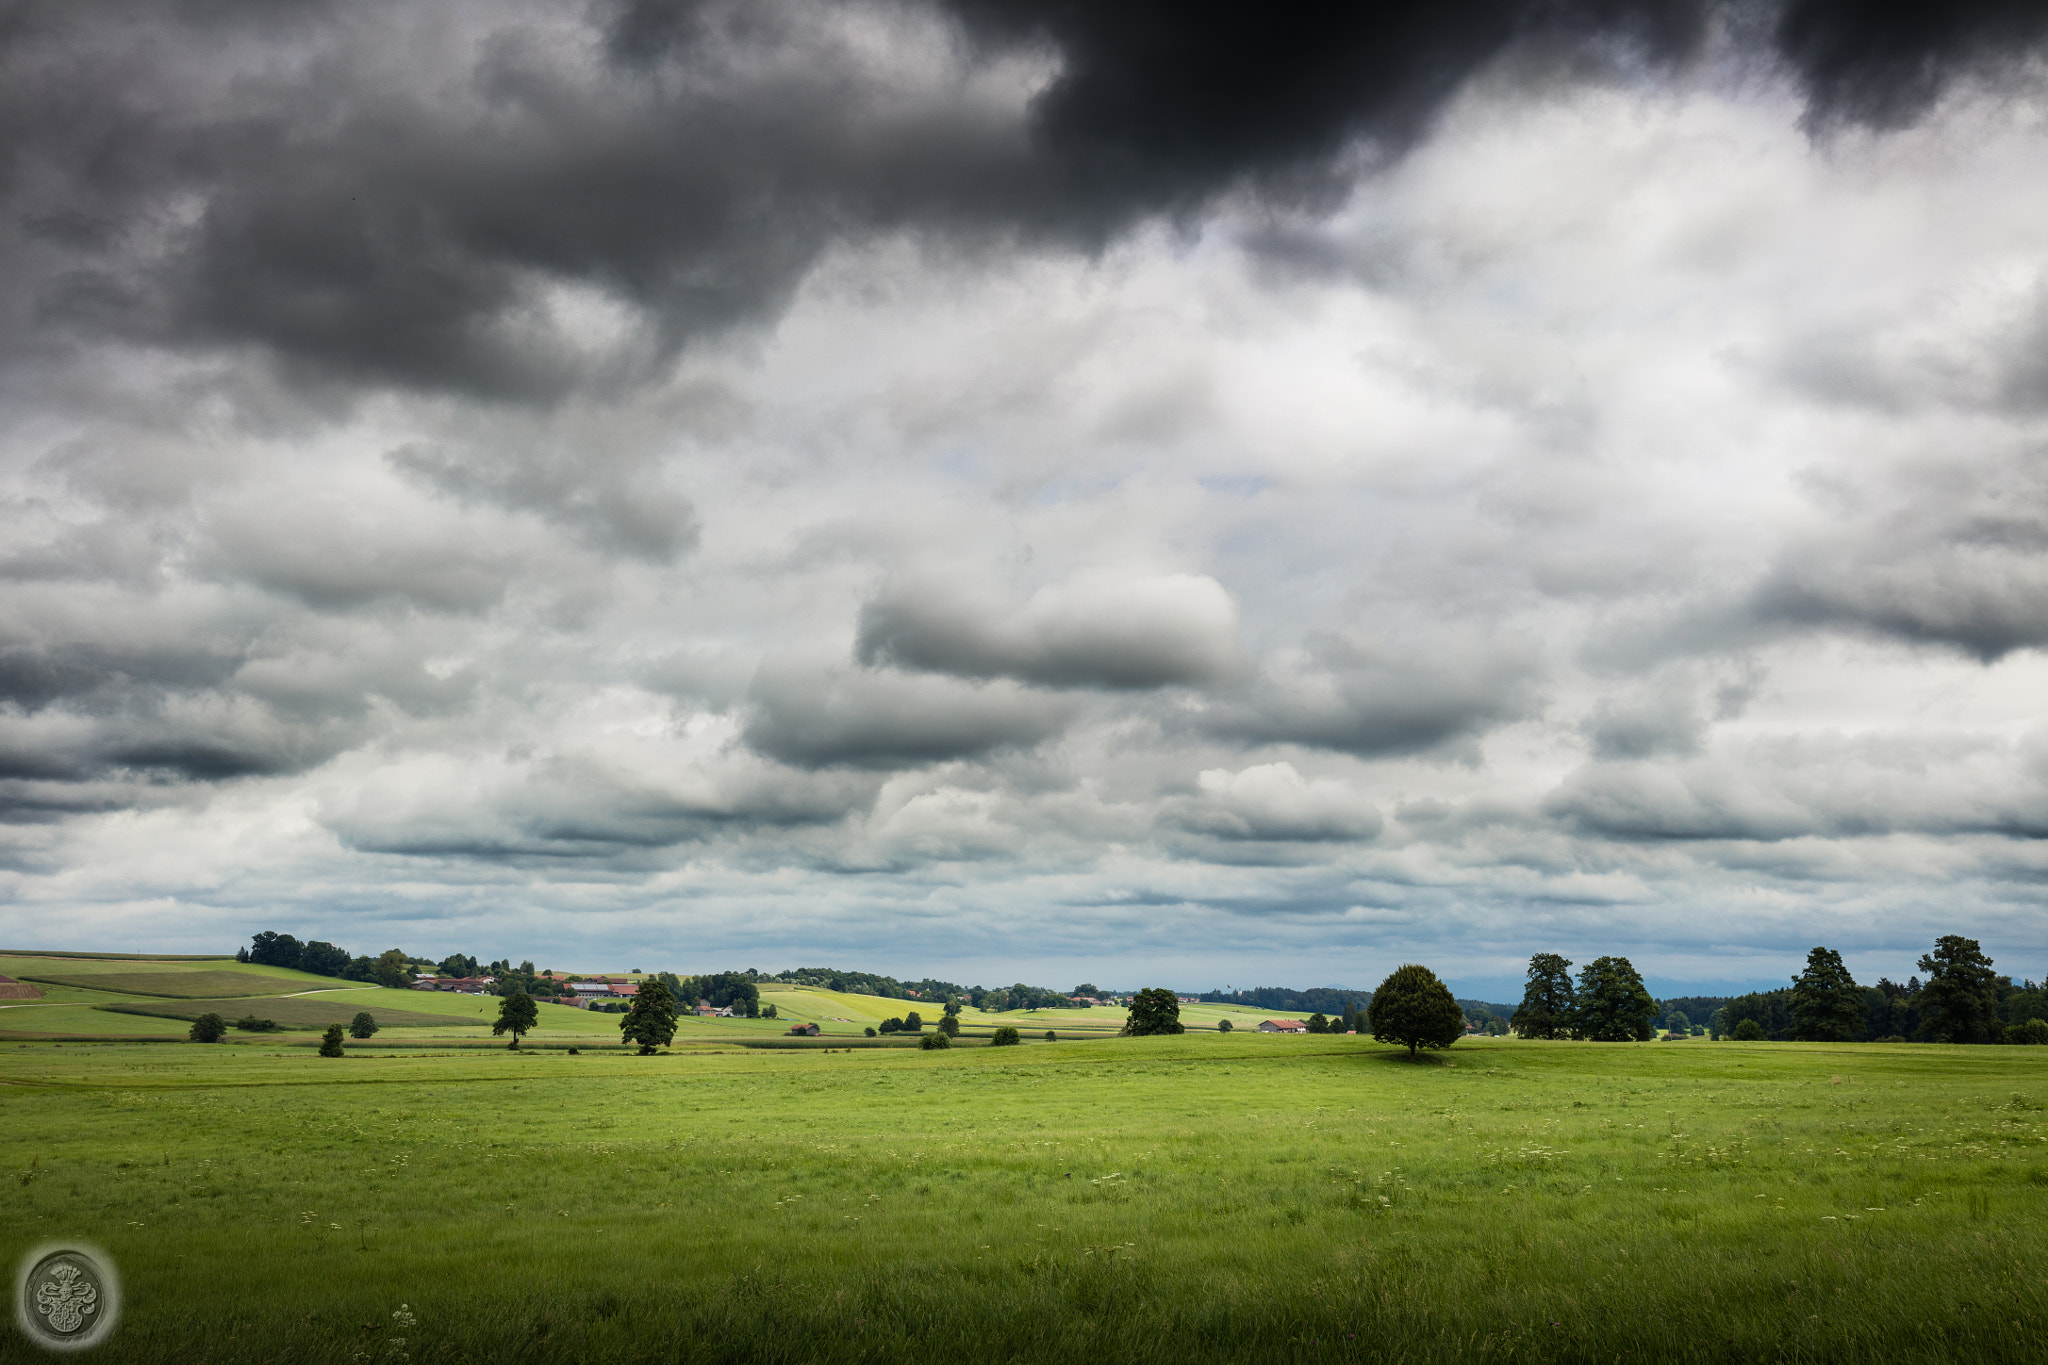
[743,658,1076,769]
[854,573,1241,690]
[2,0,2042,408]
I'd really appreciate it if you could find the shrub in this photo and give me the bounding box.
[1043,1030,1057,1042]
[2009,1018,2048,1045]
[864,1026,877,1037]
[1733,1019,1766,1040]
[235,1016,279,1032]
[919,1031,950,1050]
[567,1047,580,1055]
[188,1013,227,1043]
[991,1026,1021,1046]
[318,1024,346,1057]
[348,1012,379,1039]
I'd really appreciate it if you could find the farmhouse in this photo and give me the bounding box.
[786,1022,820,1036]
[1258,1018,1307,1033]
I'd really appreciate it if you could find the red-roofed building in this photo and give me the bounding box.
[1258,1018,1306,1033]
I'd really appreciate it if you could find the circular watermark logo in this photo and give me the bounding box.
[14,1244,120,1354]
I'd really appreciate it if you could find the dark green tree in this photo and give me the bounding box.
[493,990,538,1048]
[1367,964,1465,1058]
[619,979,678,1055]
[299,940,352,977]
[990,1025,1021,1046]
[1306,1012,1330,1034]
[937,1014,960,1037]
[1510,954,1577,1039]
[1573,957,1657,1041]
[1216,1017,1234,1033]
[2010,1018,2048,1046]
[943,999,962,1018]
[1120,987,1185,1036]
[1043,1030,1057,1042]
[919,1031,951,1050]
[864,1026,877,1037]
[371,949,414,989]
[1790,946,1863,1041]
[348,1011,379,1040]
[318,1023,345,1057]
[1664,1009,1691,1037]
[188,1012,227,1043]
[247,931,303,969]
[903,1011,924,1033]
[1733,1018,1765,1041]
[1915,936,2001,1043]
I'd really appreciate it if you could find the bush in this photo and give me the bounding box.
[318,1024,345,1057]
[2009,1018,2048,1045]
[567,1047,580,1055]
[188,1013,227,1043]
[991,1026,1021,1046]
[1043,1030,1057,1042]
[235,1016,279,1032]
[348,1012,379,1039]
[864,1026,877,1037]
[1733,1019,1766,1041]
[919,1031,950,1050]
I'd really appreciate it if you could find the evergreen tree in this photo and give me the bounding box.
[493,990,539,1048]
[1573,957,1657,1041]
[1366,964,1465,1058]
[619,979,678,1054]
[1915,936,2001,1043]
[1306,1012,1329,1034]
[1510,953,1577,1039]
[318,1023,345,1057]
[1790,946,1863,1041]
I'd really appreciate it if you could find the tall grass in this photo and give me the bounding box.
[3,1036,2043,1363]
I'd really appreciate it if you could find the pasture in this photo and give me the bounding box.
[3,1031,2045,1363]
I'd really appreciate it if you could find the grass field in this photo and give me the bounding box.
[3,1031,2045,1364]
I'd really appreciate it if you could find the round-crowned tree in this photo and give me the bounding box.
[1733,1018,1765,1041]
[1121,987,1185,1036]
[1043,1030,1057,1042]
[919,1030,951,1050]
[1216,1017,1233,1034]
[348,1012,379,1040]
[990,1026,1022,1046]
[188,1012,227,1043]
[619,979,678,1055]
[493,989,539,1049]
[938,1014,961,1037]
[1366,964,1465,1059]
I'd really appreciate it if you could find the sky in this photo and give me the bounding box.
[3,0,2048,999]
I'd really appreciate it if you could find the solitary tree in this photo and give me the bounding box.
[1216,1017,1234,1034]
[1043,1030,1057,1042]
[1790,946,1864,1041]
[937,1014,961,1038]
[318,1023,346,1057]
[348,1011,379,1040]
[1366,964,1465,1058]
[1121,988,1185,1036]
[1510,954,1577,1039]
[1916,936,2001,1044]
[990,1026,1022,1046]
[1573,957,1657,1041]
[619,978,678,1055]
[188,1012,227,1043]
[493,989,538,1049]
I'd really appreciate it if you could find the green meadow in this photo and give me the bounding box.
[4,1024,2046,1364]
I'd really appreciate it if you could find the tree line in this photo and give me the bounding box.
[1713,938,2048,1044]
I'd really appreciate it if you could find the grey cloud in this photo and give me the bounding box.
[744,658,1077,769]
[390,442,698,563]
[855,572,1242,689]
[1544,734,2048,842]
[1200,629,1543,759]
[1753,532,2048,662]
[1173,762,1382,842]
[1581,683,1708,760]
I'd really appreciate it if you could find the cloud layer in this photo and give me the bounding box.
[3,1,2048,990]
